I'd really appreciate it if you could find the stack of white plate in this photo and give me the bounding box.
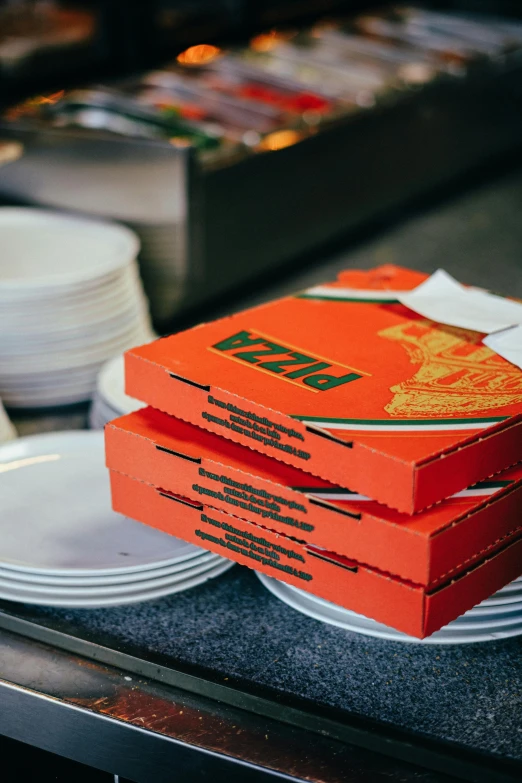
[0,208,154,408]
[130,222,186,323]
[257,573,522,645]
[0,431,233,607]
[89,355,146,429]
[0,398,16,442]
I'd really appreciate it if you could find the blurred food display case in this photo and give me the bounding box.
[1,5,522,325]
[0,1,115,101]
[142,0,245,58]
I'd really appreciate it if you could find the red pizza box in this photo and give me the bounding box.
[109,468,522,639]
[106,407,522,588]
[124,265,522,513]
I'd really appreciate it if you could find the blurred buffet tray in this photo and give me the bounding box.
[0,6,522,324]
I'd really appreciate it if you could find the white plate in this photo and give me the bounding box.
[0,370,106,391]
[0,208,139,291]
[0,304,147,345]
[91,395,116,415]
[490,580,522,594]
[436,610,522,630]
[0,560,234,607]
[98,355,146,416]
[290,580,522,630]
[0,209,151,408]
[257,574,522,645]
[0,368,104,390]
[0,555,228,597]
[0,275,144,329]
[0,284,144,326]
[0,320,151,371]
[0,431,206,575]
[0,551,221,586]
[1,390,98,409]
[89,400,114,429]
[0,284,149,333]
[0,381,98,401]
[0,262,134,302]
[480,591,522,607]
[464,599,522,616]
[0,324,151,369]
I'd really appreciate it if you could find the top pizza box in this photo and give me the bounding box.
[125,265,522,513]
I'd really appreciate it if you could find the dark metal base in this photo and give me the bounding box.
[0,588,520,783]
[0,627,457,783]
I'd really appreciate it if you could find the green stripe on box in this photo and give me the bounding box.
[291,415,508,426]
[296,294,400,304]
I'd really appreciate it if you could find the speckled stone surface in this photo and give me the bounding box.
[4,566,521,765]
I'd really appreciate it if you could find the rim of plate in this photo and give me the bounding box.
[0,555,228,597]
[0,290,145,337]
[490,580,522,594]
[0,264,141,303]
[1,390,96,408]
[0,431,206,574]
[480,592,522,607]
[0,551,221,586]
[98,355,146,416]
[0,325,151,374]
[284,578,522,630]
[256,574,522,645]
[0,560,234,608]
[462,600,522,616]
[0,208,140,290]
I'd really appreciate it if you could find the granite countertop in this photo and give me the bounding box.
[9,566,521,766]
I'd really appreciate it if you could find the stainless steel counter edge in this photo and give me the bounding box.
[0,613,518,783]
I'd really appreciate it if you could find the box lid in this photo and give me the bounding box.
[125,265,522,512]
[106,407,522,587]
[109,468,522,639]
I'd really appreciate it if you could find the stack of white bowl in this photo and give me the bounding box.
[89,355,146,429]
[0,398,16,442]
[0,431,233,607]
[258,573,522,645]
[0,208,154,408]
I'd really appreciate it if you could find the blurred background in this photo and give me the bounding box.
[0,0,522,415]
[0,0,521,438]
[1,2,522,312]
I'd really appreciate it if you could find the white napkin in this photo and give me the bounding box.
[484,325,522,369]
[398,270,522,370]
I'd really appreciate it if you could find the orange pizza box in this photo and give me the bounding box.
[109,468,522,639]
[124,265,522,513]
[106,407,522,587]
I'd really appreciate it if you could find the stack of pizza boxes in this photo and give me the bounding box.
[105,266,522,638]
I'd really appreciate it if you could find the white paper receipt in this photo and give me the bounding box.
[398,269,522,370]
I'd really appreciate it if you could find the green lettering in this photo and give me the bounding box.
[259,352,316,374]
[303,372,362,391]
[285,361,331,379]
[213,331,264,352]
